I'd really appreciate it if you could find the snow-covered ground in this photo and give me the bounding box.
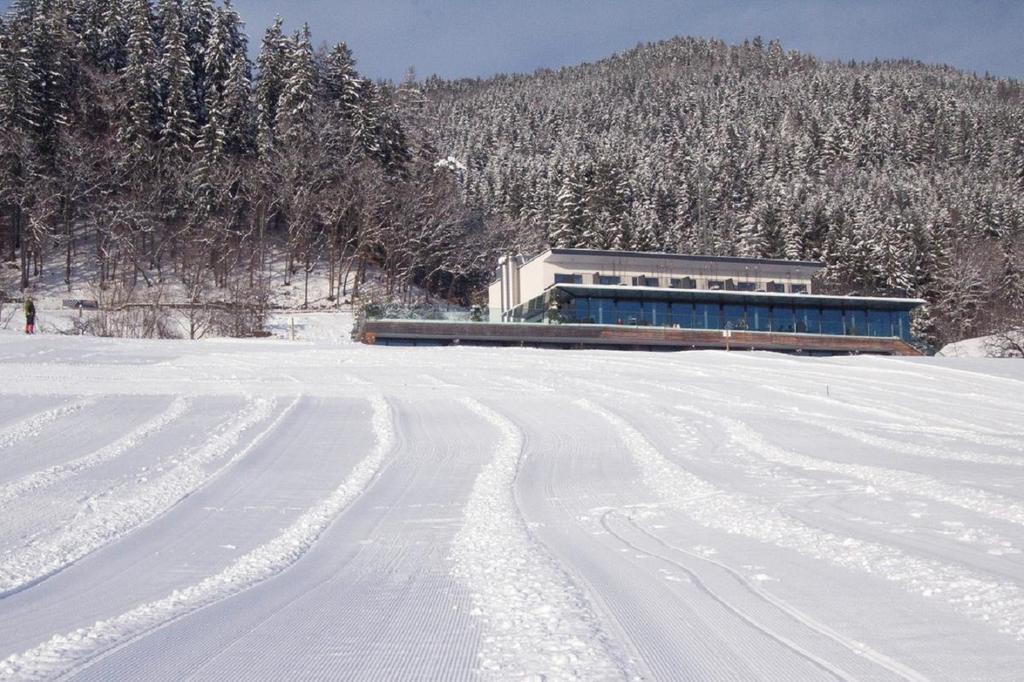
[1,324,1023,680]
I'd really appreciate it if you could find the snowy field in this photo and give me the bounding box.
[1,327,1023,680]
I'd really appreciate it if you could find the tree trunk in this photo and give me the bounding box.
[64,205,73,291]
[18,208,28,290]
[303,254,310,308]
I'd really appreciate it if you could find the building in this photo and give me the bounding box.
[360,248,924,355]
[487,249,920,343]
[489,248,821,319]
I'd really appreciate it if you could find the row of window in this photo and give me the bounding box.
[553,273,807,294]
[517,295,911,340]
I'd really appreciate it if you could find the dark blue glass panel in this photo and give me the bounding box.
[616,299,642,324]
[696,303,720,329]
[867,309,891,337]
[894,311,910,340]
[796,307,821,334]
[845,309,868,336]
[648,302,669,326]
[821,308,844,335]
[749,305,772,332]
[723,304,746,330]
[671,302,694,328]
[771,306,796,333]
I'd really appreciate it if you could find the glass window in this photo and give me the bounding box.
[670,277,696,289]
[616,299,642,324]
[796,307,820,334]
[695,303,720,329]
[593,298,615,324]
[821,308,844,335]
[749,305,771,332]
[723,304,747,330]
[867,309,892,337]
[771,306,796,333]
[790,283,808,294]
[632,276,659,287]
[671,302,694,328]
[723,279,737,291]
[597,275,621,285]
[845,309,868,336]
[648,301,669,326]
[894,311,910,340]
[766,282,786,293]
[554,273,583,284]
[577,294,593,321]
[735,282,757,292]
[707,280,724,290]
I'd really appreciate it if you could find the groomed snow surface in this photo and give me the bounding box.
[1,328,1023,680]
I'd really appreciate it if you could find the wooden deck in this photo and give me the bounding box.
[360,320,922,356]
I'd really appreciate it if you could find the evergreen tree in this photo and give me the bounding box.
[220,46,253,155]
[254,15,286,153]
[322,41,361,121]
[118,0,159,163]
[274,24,314,147]
[158,0,194,165]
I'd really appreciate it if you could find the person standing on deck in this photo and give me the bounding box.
[23,297,35,334]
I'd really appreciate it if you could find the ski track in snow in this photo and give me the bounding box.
[0,396,276,598]
[450,399,629,680]
[676,404,1024,530]
[581,399,1024,641]
[599,511,925,682]
[650,380,1024,467]
[0,397,97,452]
[0,397,193,508]
[0,394,393,681]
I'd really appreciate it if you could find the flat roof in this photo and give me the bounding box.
[548,283,925,310]
[543,248,824,269]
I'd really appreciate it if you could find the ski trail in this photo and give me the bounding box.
[0,395,393,681]
[0,397,277,597]
[664,382,1024,468]
[677,404,1024,528]
[601,511,924,682]
[760,383,1024,441]
[796,417,1024,468]
[0,397,193,508]
[581,399,1024,641]
[450,399,629,680]
[0,398,97,452]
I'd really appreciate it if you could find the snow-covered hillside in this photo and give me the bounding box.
[1,330,1023,680]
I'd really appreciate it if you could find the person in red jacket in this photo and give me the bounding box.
[24,297,35,334]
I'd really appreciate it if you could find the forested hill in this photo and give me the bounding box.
[423,37,1024,344]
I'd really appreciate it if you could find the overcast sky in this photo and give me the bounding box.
[4,1,1022,81]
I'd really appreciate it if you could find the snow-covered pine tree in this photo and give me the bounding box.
[549,167,587,248]
[158,0,194,166]
[0,12,37,134]
[254,15,286,154]
[118,0,159,165]
[181,0,214,125]
[220,46,253,156]
[322,41,361,123]
[274,24,314,148]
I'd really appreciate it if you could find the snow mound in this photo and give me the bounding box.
[450,398,629,680]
